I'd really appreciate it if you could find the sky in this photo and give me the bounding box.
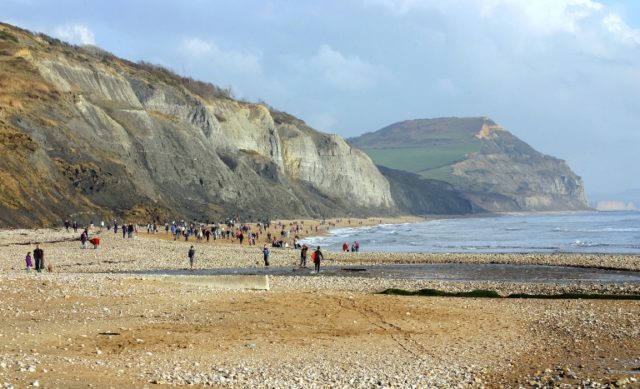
[2,0,639,197]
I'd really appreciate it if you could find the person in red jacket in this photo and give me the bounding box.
[342,242,349,252]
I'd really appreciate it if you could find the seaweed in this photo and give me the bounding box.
[381,288,501,298]
[507,293,640,300]
[380,288,640,300]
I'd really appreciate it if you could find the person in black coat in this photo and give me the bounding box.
[33,244,44,273]
[188,246,196,269]
[313,246,324,273]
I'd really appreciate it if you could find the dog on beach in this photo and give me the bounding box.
[46,260,54,273]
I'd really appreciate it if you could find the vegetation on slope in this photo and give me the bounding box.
[349,117,484,179]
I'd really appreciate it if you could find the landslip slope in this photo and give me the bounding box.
[0,23,397,226]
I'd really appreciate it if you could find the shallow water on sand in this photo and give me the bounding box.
[128,263,640,284]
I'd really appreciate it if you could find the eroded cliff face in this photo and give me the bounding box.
[450,125,588,212]
[275,114,392,208]
[0,24,393,226]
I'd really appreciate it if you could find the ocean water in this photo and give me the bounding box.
[301,211,640,254]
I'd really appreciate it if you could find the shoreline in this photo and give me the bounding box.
[2,225,640,272]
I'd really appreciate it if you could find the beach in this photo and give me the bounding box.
[1,223,639,388]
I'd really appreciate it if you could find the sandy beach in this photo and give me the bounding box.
[1,223,639,388]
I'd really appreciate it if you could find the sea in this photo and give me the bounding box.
[301,211,640,254]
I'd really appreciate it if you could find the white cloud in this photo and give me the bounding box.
[296,44,385,90]
[365,0,639,56]
[183,37,213,55]
[53,23,95,45]
[477,0,603,35]
[603,13,640,46]
[181,37,262,75]
[369,0,604,33]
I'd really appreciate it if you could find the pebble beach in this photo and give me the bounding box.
[1,224,639,388]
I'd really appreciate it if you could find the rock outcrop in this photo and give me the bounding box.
[377,166,478,215]
[350,117,589,212]
[0,23,393,226]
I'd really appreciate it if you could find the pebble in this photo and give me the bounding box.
[0,228,638,388]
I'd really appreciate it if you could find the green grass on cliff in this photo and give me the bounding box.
[362,138,478,174]
[352,117,486,182]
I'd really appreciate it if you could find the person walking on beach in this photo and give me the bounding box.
[262,244,270,267]
[313,246,324,273]
[188,246,196,269]
[80,229,88,249]
[300,244,308,267]
[33,244,44,273]
[25,252,33,272]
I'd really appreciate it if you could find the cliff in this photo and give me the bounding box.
[350,117,589,212]
[0,23,394,226]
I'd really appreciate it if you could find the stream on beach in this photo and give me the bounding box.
[127,263,640,284]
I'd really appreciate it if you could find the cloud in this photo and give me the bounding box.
[603,13,640,46]
[363,0,635,40]
[477,0,603,35]
[294,44,385,91]
[182,37,213,55]
[53,23,95,45]
[181,37,262,75]
[364,0,639,59]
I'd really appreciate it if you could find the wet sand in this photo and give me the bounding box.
[0,226,639,388]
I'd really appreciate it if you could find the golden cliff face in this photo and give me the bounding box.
[0,23,394,226]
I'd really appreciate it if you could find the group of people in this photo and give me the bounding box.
[168,221,263,244]
[113,222,137,239]
[342,241,360,252]
[185,243,325,273]
[24,244,45,273]
[24,218,339,274]
[298,244,324,272]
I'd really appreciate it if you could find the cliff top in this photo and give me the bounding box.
[349,117,499,149]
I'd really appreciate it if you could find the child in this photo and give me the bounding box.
[25,252,33,272]
[262,245,270,267]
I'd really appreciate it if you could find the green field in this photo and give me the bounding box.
[363,140,479,174]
